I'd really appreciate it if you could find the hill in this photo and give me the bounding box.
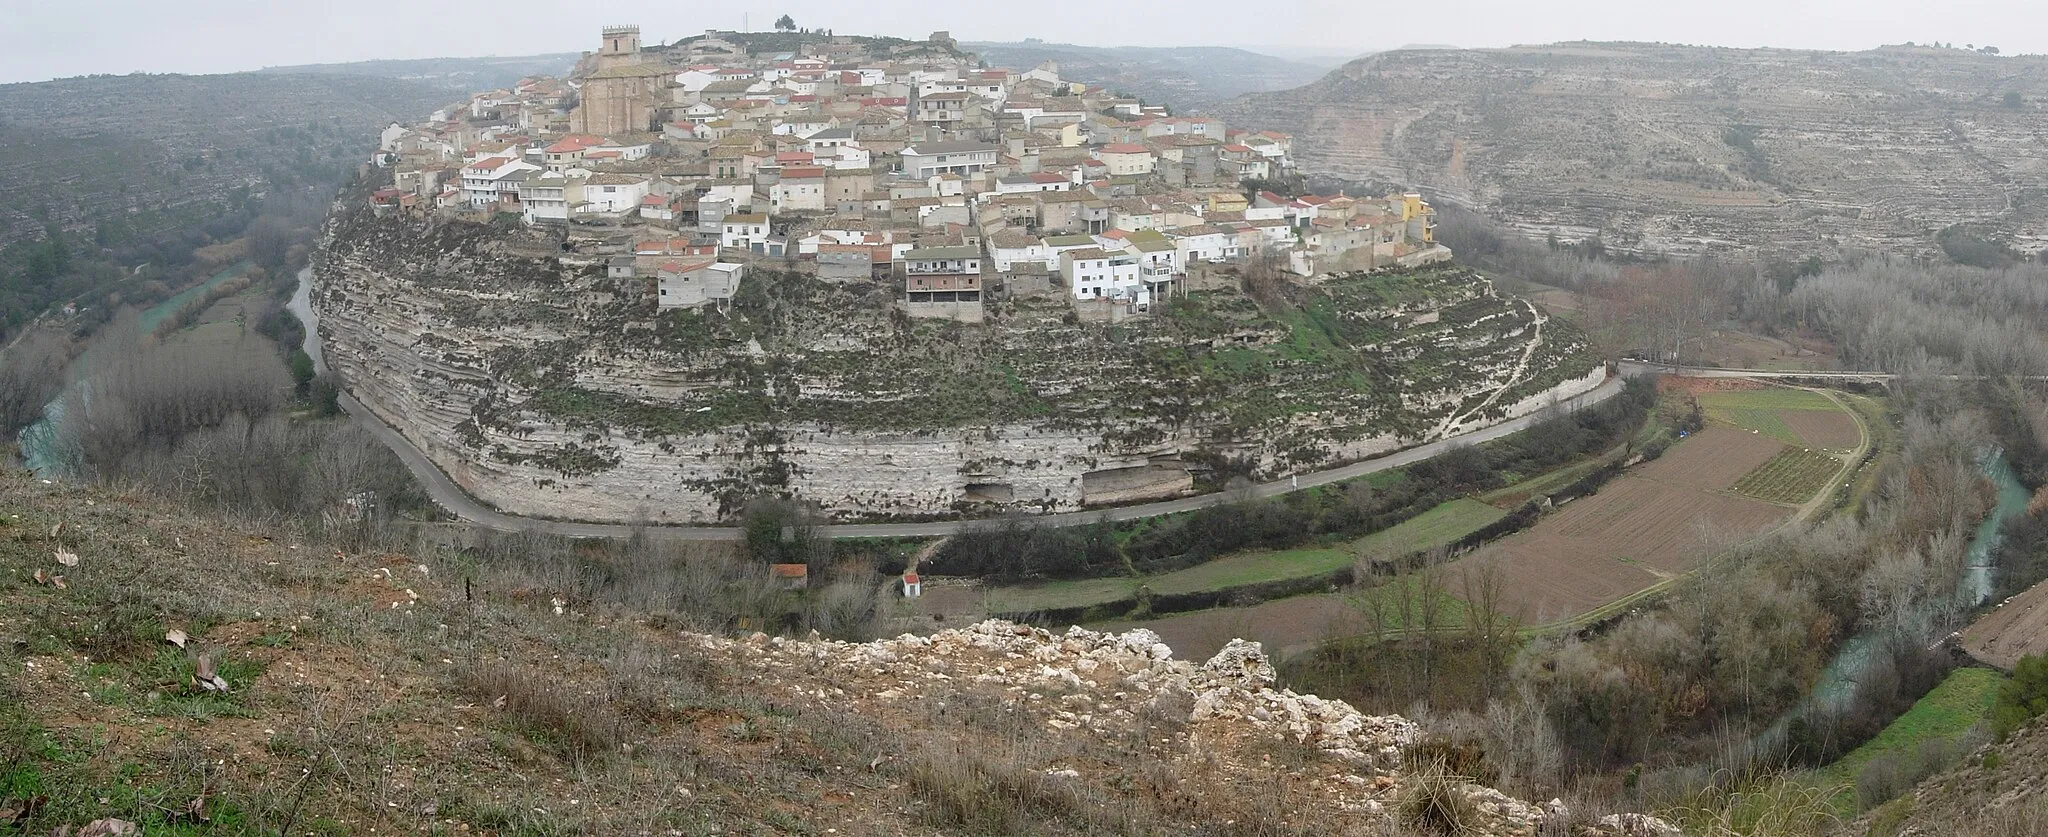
[0,72,449,250]
[0,470,1672,835]
[316,202,1599,524]
[1217,42,2048,258]
[256,53,582,92]
[964,41,1328,109]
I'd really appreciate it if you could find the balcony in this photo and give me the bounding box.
[1141,265,1173,279]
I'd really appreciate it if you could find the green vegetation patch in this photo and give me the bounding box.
[1698,388,1838,446]
[1353,499,1508,556]
[1731,447,1842,505]
[1807,667,2004,809]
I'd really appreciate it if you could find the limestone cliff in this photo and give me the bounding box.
[1218,42,2048,257]
[314,205,1599,523]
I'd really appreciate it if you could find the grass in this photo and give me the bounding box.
[1698,388,1840,446]
[1805,667,2005,813]
[1477,459,1601,508]
[1353,499,1507,557]
[983,576,1139,614]
[985,499,1507,615]
[1731,447,1843,505]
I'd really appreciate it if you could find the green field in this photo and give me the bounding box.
[1807,667,2005,811]
[1698,388,1840,445]
[1478,460,1602,508]
[983,499,1506,615]
[1354,498,1508,557]
[1732,447,1843,505]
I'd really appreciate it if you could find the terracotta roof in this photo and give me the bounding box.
[1099,144,1150,155]
[769,563,809,579]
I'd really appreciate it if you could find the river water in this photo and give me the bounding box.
[14,261,253,478]
[1758,448,2030,748]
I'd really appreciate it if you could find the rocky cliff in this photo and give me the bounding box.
[1218,42,2048,257]
[315,205,1599,523]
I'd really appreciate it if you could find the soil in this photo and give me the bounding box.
[1961,578,2048,670]
[1779,408,1862,449]
[1446,427,1790,622]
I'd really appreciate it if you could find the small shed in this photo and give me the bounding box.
[901,572,922,598]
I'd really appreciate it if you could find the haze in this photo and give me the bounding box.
[3,0,2040,85]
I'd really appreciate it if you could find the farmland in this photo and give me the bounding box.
[1732,446,1846,505]
[1696,386,1856,449]
[1445,426,1792,623]
[981,498,1503,615]
[1963,578,2048,670]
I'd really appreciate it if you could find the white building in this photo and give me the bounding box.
[721,214,770,250]
[461,156,542,207]
[580,174,651,214]
[1063,248,1146,304]
[656,260,746,309]
[900,141,997,178]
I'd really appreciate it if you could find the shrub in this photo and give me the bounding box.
[1992,654,2048,738]
[1399,758,1479,835]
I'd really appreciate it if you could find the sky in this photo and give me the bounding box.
[1,0,2039,84]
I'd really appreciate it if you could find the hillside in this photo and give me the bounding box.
[315,204,1600,524]
[1856,707,2048,835]
[964,41,1328,109]
[1217,42,2048,258]
[256,54,581,92]
[0,72,449,248]
[0,471,1672,835]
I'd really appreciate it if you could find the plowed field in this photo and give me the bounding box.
[1962,580,2048,670]
[1780,409,1861,449]
[1449,426,1789,622]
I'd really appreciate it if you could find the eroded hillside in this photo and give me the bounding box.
[0,473,1673,835]
[1219,43,2048,257]
[315,205,1599,523]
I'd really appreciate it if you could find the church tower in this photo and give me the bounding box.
[600,25,642,61]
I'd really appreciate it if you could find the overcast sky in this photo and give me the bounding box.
[2,0,2038,84]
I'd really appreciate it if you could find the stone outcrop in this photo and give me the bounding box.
[1218,42,2048,258]
[315,205,1599,523]
[692,619,1674,835]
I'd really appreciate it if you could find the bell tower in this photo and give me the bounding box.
[601,25,641,59]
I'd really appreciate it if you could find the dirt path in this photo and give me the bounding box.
[1434,297,1547,438]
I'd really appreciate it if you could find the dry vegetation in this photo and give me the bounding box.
[0,471,1686,836]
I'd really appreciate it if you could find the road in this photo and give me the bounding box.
[340,374,1628,542]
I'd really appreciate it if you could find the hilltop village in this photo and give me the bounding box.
[368,26,1446,323]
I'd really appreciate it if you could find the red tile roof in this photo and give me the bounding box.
[1099,143,1150,154]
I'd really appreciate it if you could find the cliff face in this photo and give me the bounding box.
[315,206,1599,523]
[1219,43,2048,257]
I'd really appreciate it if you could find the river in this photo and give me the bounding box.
[14,261,253,478]
[1757,448,2030,749]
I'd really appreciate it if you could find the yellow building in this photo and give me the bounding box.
[1206,193,1249,215]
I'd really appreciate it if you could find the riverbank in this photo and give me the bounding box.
[15,260,253,478]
